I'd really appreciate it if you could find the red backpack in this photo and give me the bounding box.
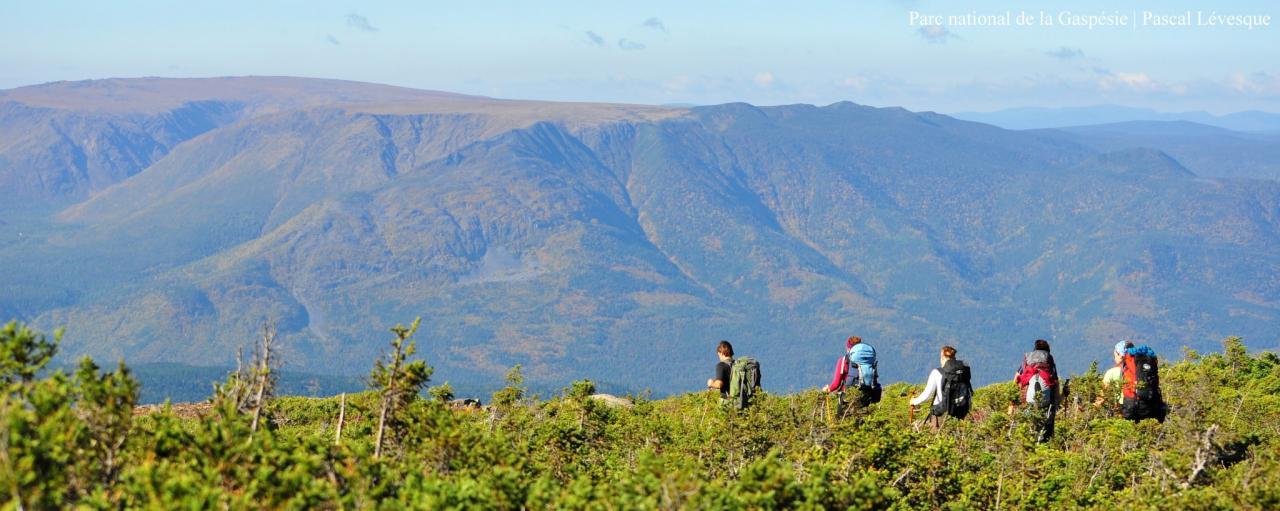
[1016,351,1058,406]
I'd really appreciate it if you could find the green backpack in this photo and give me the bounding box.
[726,357,762,409]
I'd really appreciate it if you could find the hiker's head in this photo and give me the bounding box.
[1113,340,1133,363]
[717,340,734,360]
[940,345,956,364]
[846,336,862,349]
[1034,339,1051,352]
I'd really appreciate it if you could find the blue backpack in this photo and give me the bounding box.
[847,343,878,387]
[847,343,881,405]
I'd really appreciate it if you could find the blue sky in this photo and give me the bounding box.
[2,0,1277,113]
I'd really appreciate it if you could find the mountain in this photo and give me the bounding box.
[1032,121,1280,181]
[0,76,668,203]
[3,77,1279,398]
[953,105,1280,132]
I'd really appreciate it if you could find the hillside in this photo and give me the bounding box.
[1035,121,1280,181]
[2,77,1280,397]
[4,320,1280,509]
[952,105,1280,132]
[0,77,677,201]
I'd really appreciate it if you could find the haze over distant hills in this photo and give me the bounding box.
[1036,121,1280,181]
[953,105,1280,132]
[2,77,1279,398]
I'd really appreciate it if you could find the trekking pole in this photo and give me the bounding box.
[334,392,346,445]
[698,387,713,428]
[819,392,827,425]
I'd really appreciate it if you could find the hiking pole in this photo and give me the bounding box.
[698,387,713,428]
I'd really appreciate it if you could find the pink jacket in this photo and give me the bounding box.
[825,356,850,392]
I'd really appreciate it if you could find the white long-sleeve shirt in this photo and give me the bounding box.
[911,368,944,407]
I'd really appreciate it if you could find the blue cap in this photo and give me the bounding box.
[1113,341,1129,355]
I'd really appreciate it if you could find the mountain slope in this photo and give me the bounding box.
[1034,121,1280,181]
[3,77,1279,395]
[0,77,679,202]
[953,105,1280,132]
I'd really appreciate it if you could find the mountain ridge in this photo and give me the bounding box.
[2,77,1279,396]
[953,104,1280,132]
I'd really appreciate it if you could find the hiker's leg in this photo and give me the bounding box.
[1044,402,1058,441]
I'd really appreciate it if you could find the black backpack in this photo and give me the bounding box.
[937,359,973,419]
[857,382,883,407]
[1121,346,1167,422]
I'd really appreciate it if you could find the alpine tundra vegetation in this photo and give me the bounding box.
[3,319,1279,509]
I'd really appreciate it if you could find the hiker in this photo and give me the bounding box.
[1015,339,1060,442]
[822,336,881,407]
[1097,341,1132,407]
[707,340,760,409]
[909,346,972,429]
[706,340,734,399]
[1118,343,1168,423]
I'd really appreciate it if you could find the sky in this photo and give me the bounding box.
[2,0,1278,113]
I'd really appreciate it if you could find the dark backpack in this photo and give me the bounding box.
[1121,345,1166,422]
[937,359,973,419]
[727,357,761,409]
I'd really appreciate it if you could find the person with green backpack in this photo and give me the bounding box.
[706,340,761,408]
[909,346,972,429]
[706,340,735,398]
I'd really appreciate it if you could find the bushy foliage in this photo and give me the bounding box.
[4,320,1280,509]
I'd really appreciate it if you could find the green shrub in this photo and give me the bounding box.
[3,319,1280,510]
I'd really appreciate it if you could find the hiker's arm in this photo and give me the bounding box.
[910,371,939,407]
[707,379,723,389]
[824,357,846,392]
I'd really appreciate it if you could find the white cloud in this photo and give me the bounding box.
[917,25,957,44]
[842,77,869,92]
[618,38,646,51]
[1046,47,1084,60]
[642,17,667,34]
[1097,71,1158,91]
[1228,72,1280,94]
[754,72,776,87]
[346,13,378,33]
[662,75,692,94]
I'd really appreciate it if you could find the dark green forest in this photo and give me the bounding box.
[3,319,1279,510]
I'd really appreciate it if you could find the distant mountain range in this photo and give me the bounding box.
[1036,121,1280,181]
[952,105,1280,132]
[3,77,1279,399]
